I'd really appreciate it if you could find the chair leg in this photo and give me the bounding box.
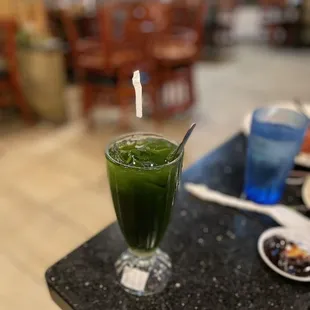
[187,66,195,109]
[11,78,33,125]
[117,78,130,129]
[158,67,171,119]
[149,73,162,123]
[150,86,160,121]
[82,83,94,128]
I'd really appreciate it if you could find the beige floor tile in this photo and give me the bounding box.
[26,121,86,156]
[52,186,116,235]
[0,123,88,182]
[69,130,114,160]
[5,245,48,282]
[3,211,62,279]
[0,148,39,178]
[0,254,58,310]
[0,124,55,170]
[4,210,91,280]
[9,163,83,204]
[0,189,42,235]
[44,144,105,182]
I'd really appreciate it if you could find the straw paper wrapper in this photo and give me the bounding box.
[132,70,143,118]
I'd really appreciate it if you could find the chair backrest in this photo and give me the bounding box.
[97,1,170,59]
[170,0,206,46]
[260,0,285,7]
[0,20,18,78]
[60,10,80,66]
[218,0,237,11]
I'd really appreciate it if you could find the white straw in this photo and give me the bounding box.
[132,70,143,118]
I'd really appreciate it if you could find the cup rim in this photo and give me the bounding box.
[253,107,308,129]
[105,132,183,170]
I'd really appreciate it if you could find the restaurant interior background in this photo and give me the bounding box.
[1,0,310,308]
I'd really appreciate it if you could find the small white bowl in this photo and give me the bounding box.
[258,227,310,282]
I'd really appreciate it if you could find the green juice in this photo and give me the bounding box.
[106,134,183,255]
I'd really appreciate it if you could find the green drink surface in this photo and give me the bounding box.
[106,135,183,254]
[108,137,177,168]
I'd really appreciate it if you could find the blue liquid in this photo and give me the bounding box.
[245,122,304,204]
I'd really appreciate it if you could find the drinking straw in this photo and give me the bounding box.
[132,70,143,118]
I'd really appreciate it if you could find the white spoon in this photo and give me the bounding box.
[185,183,310,231]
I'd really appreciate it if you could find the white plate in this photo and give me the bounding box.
[242,101,310,167]
[258,227,310,282]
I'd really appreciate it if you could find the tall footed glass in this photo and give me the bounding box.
[105,133,183,296]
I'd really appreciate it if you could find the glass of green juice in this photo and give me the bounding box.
[105,133,183,296]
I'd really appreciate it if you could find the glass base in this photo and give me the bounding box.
[115,248,171,296]
[244,185,282,205]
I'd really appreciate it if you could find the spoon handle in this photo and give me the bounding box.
[173,123,196,157]
[185,183,271,215]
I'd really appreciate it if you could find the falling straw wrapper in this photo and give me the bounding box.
[132,70,143,118]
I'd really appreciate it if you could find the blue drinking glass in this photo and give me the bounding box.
[244,107,308,204]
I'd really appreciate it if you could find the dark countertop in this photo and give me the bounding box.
[45,133,310,310]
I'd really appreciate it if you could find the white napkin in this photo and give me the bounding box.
[184,183,277,213]
[184,183,310,229]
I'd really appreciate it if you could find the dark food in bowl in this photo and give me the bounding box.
[264,235,310,277]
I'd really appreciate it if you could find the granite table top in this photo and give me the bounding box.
[45,133,310,310]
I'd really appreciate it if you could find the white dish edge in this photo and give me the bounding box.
[258,227,310,282]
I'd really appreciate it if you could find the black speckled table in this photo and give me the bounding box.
[46,134,310,310]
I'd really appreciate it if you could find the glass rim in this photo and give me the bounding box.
[253,106,308,128]
[105,132,183,170]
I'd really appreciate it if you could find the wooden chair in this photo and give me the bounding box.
[77,1,167,128]
[170,0,206,46]
[153,0,206,117]
[59,9,101,81]
[260,0,300,46]
[0,20,33,124]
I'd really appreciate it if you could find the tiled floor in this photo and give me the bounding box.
[1,43,310,309]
